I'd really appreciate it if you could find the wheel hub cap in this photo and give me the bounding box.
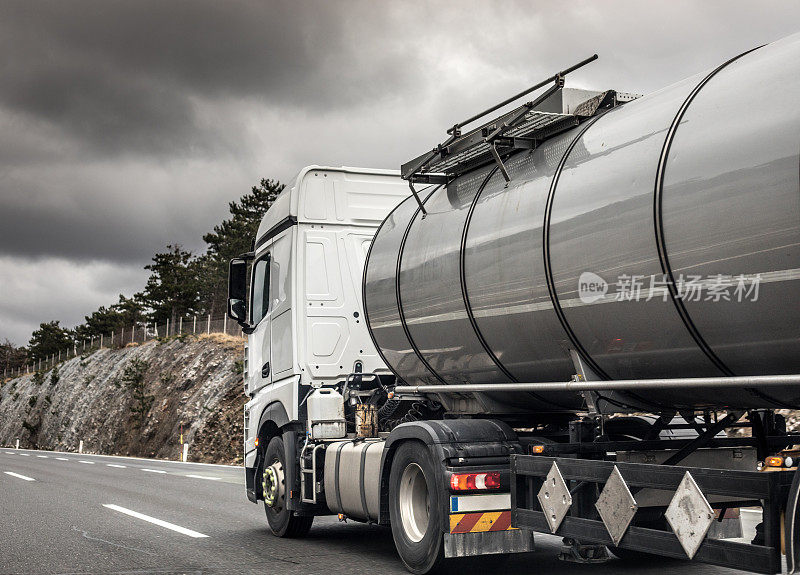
[262,461,284,508]
[398,462,430,542]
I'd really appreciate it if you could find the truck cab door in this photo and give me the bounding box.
[249,250,272,392]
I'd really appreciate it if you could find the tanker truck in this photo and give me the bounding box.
[227,32,800,574]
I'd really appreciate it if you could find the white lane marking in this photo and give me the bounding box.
[4,471,35,481]
[141,469,166,474]
[2,449,236,469]
[78,460,95,464]
[102,504,208,538]
[185,474,220,481]
[106,464,127,468]
[55,457,69,461]
[37,455,49,458]
[18,453,29,457]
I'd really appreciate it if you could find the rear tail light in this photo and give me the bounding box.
[450,472,502,491]
[765,456,785,468]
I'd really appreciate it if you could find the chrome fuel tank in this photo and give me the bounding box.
[364,34,800,412]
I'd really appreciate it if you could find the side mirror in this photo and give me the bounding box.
[227,256,251,328]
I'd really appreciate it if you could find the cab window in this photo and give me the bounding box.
[251,254,271,325]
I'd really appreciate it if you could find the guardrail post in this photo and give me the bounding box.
[207,314,211,334]
[182,443,189,462]
[79,440,83,454]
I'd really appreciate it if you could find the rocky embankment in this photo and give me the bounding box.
[0,333,245,464]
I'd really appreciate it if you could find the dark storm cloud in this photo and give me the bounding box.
[1,0,799,345]
[0,0,414,157]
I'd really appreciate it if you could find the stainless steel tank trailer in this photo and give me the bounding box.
[228,32,800,574]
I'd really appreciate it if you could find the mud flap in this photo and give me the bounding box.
[443,529,534,558]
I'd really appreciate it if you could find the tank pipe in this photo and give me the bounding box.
[393,374,800,395]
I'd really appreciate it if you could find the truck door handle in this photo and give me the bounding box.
[261,362,270,378]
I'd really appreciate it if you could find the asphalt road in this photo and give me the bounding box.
[0,447,752,575]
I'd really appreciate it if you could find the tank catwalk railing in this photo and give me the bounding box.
[1,314,243,380]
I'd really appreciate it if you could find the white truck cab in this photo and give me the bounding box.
[236,166,409,473]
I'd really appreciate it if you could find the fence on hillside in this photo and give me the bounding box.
[2,314,243,380]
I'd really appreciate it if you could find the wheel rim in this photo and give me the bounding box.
[398,462,430,542]
[262,460,285,509]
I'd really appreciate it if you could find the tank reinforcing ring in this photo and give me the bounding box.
[542,112,661,412]
[653,42,792,410]
[395,187,450,386]
[459,163,575,410]
[363,191,438,386]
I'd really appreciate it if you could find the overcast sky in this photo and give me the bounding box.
[1,1,799,346]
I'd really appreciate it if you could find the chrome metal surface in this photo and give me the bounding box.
[538,462,572,533]
[366,33,800,412]
[398,462,430,543]
[393,373,800,394]
[363,194,440,385]
[665,472,715,559]
[660,38,800,381]
[400,166,509,387]
[323,440,383,521]
[595,466,638,546]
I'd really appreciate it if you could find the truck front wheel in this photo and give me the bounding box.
[262,436,313,538]
[389,441,444,574]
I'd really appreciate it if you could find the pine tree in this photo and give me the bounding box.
[0,339,27,374]
[73,294,147,340]
[141,245,200,326]
[28,321,73,362]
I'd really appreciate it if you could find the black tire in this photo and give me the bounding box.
[262,436,313,538]
[389,441,444,574]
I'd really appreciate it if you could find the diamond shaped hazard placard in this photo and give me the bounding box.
[665,471,714,559]
[538,462,572,533]
[595,465,637,546]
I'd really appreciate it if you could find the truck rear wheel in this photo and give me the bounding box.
[389,441,444,574]
[263,436,313,538]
